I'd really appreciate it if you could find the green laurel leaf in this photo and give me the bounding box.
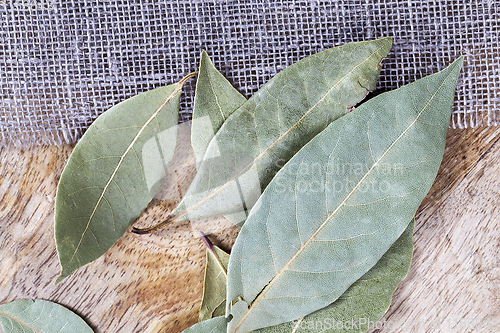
[226,57,463,332]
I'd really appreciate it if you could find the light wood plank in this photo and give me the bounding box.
[369,125,500,333]
[0,125,238,333]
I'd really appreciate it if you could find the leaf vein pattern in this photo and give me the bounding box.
[101,195,116,232]
[67,85,183,266]
[296,66,311,107]
[63,186,105,201]
[92,125,144,139]
[285,258,368,274]
[266,89,284,136]
[251,43,388,162]
[343,193,408,207]
[265,282,358,300]
[67,156,122,178]
[325,128,342,216]
[131,146,147,184]
[376,158,428,170]
[265,202,279,274]
[112,179,133,212]
[291,318,304,333]
[294,169,304,246]
[233,59,454,331]
[208,74,226,121]
[179,43,389,218]
[88,226,99,245]
[252,111,265,164]
[153,112,162,134]
[0,311,42,333]
[58,321,69,333]
[366,110,378,164]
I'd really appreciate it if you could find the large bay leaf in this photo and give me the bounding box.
[255,219,414,333]
[191,51,248,226]
[200,245,230,321]
[226,57,463,332]
[0,299,94,333]
[173,38,392,222]
[192,220,413,333]
[183,316,227,333]
[55,76,192,283]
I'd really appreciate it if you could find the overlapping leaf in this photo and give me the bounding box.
[200,245,230,321]
[185,220,414,333]
[0,299,94,333]
[226,58,463,332]
[173,38,393,222]
[183,316,228,333]
[191,50,247,167]
[55,77,191,282]
[190,51,248,225]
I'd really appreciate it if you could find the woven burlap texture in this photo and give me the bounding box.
[0,0,499,145]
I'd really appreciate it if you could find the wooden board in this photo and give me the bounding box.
[1,123,499,333]
[369,125,500,333]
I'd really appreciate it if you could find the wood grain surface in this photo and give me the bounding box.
[1,123,499,333]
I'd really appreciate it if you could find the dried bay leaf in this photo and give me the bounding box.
[226,57,463,332]
[182,316,228,333]
[183,220,413,333]
[0,299,94,333]
[255,219,414,333]
[55,76,193,283]
[191,51,248,226]
[172,38,393,222]
[200,244,230,321]
[191,50,247,167]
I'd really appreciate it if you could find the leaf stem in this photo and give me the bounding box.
[178,71,198,85]
[199,232,228,276]
[131,214,174,234]
[199,231,214,252]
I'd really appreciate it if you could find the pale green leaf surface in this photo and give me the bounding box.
[191,51,248,226]
[183,316,228,333]
[226,57,463,332]
[195,220,413,333]
[255,219,414,333]
[200,246,231,321]
[55,83,184,282]
[174,38,392,222]
[192,50,247,167]
[0,299,94,333]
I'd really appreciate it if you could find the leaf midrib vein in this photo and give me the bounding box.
[67,81,186,266]
[231,60,455,333]
[207,71,227,122]
[211,249,228,277]
[178,42,389,219]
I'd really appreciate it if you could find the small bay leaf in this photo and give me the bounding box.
[183,316,228,333]
[191,51,248,226]
[255,219,414,333]
[191,50,247,167]
[226,57,463,332]
[0,299,94,333]
[55,76,193,283]
[173,38,393,222]
[200,245,230,321]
